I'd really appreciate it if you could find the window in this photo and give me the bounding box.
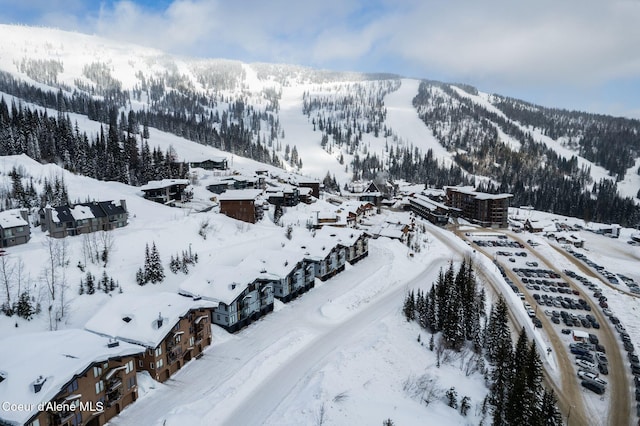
[138,360,143,368]
[27,420,40,426]
[189,336,195,347]
[127,376,136,390]
[155,347,162,357]
[95,380,104,394]
[66,379,78,394]
[157,359,164,369]
[93,366,102,378]
[124,360,134,374]
[216,314,221,321]
[149,362,155,370]
[71,412,82,426]
[175,334,181,343]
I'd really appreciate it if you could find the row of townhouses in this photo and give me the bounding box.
[0,200,129,250]
[0,227,369,426]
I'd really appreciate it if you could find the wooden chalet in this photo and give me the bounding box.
[85,293,216,383]
[218,189,265,223]
[0,330,143,426]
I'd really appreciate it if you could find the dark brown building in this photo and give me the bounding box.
[85,292,216,383]
[218,189,264,224]
[445,186,512,228]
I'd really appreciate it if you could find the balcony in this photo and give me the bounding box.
[106,388,122,407]
[52,410,75,425]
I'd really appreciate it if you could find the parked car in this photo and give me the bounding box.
[576,359,597,371]
[598,362,609,375]
[581,380,605,395]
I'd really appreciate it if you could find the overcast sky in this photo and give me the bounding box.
[1,0,639,118]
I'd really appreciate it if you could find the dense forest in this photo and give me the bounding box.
[412,81,640,226]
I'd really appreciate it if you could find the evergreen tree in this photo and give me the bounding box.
[403,290,415,321]
[145,242,165,283]
[538,389,562,426]
[14,291,35,320]
[460,396,471,416]
[85,272,95,295]
[446,387,458,409]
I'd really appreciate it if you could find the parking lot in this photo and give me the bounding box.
[472,235,611,396]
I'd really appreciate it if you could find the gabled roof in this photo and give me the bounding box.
[314,226,367,247]
[179,266,256,305]
[85,292,216,348]
[238,249,306,280]
[0,209,28,229]
[0,329,143,426]
[48,201,126,223]
[297,233,341,261]
[97,200,126,217]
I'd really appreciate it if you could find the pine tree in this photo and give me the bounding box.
[136,267,146,286]
[403,291,415,321]
[446,387,458,409]
[15,291,35,320]
[85,272,95,295]
[538,389,562,426]
[460,396,471,416]
[145,242,164,284]
[506,328,530,425]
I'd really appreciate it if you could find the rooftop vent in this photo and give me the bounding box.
[33,376,46,393]
[230,284,236,290]
[122,316,132,323]
[157,312,163,328]
[0,371,6,384]
[107,338,120,348]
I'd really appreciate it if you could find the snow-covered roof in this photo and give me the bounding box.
[237,249,306,280]
[446,186,512,200]
[0,329,143,425]
[0,209,28,229]
[410,194,449,211]
[218,189,263,201]
[85,292,216,348]
[139,179,190,191]
[315,226,366,247]
[298,233,341,261]
[179,266,256,305]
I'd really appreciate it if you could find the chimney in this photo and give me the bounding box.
[33,376,46,393]
[157,312,163,328]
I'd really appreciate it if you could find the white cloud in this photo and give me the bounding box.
[8,0,640,95]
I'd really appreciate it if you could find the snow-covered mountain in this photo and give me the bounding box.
[1,24,638,228]
[3,24,640,426]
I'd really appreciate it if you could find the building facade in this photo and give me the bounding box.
[0,209,31,248]
[0,330,142,426]
[40,200,128,238]
[445,186,512,228]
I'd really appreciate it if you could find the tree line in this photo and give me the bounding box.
[403,260,562,425]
